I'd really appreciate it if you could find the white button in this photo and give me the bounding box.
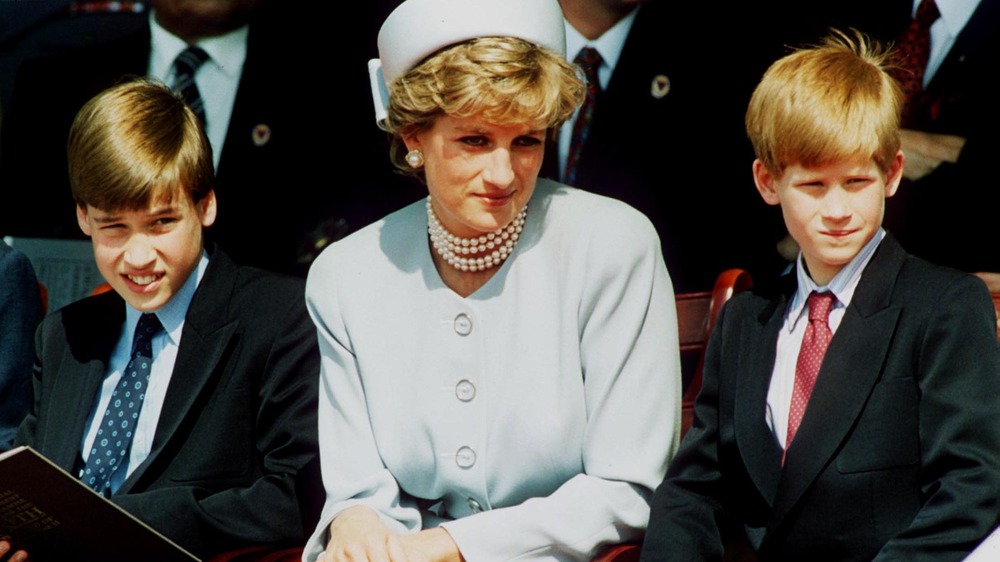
[454,313,473,336]
[455,446,476,468]
[455,379,476,402]
[467,497,483,512]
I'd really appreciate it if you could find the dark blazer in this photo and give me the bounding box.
[0,241,42,451]
[541,2,786,292]
[0,1,403,277]
[15,248,322,559]
[640,234,1000,562]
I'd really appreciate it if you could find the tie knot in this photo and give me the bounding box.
[173,45,210,75]
[134,313,163,349]
[806,291,836,323]
[914,0,940,27]
[573,47,603,79]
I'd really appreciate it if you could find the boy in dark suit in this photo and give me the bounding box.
[4,78,321,560]
[640,30,1000,562]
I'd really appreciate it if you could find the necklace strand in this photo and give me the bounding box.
[426,198,526,272]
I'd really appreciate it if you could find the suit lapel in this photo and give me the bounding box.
[734,291,787,506]
[770,235,907,527]
[217,18,267,183]
[46,293,125,471]
[119,249,241,492]
[596,2,669,115]
[927,0,1000,96]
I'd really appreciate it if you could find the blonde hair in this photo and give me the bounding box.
[68,77,214,210]
[385,36,584,174]
[745,29,902,178]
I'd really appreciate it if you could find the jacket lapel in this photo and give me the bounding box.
[735,291,787,506]
[770,235,906,527]
[926,0,1000,96]
[46,292,125,471]
[119,249,241,492]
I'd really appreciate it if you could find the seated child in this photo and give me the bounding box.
[640,30,1000,562]
[5,78,322,560]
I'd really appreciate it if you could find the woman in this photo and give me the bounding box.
[303,0,680,560]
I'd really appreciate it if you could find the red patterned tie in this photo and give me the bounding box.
[564,47,602,186]
[892,0,941,128]
[785,291,836,459]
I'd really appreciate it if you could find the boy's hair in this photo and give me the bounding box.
[385,36,584,175]
[67,77,214,210]
[745,29,902,177]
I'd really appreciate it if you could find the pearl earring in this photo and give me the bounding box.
[405,149,424,169]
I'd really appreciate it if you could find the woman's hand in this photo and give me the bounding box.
[0,539,28,562]
[321,505,410,562]
[398,528,463,562]
[319,506,463,562]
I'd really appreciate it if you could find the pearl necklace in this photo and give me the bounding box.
[426,197,527,272]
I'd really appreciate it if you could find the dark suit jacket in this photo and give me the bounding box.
[540,2,787,292]
[15,248,322,559]
[0,240,42,451]
[640,234,1000,562]
[0,1,408,276]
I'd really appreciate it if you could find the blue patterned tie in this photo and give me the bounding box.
[172,45,210,125]
[82,312,162,496]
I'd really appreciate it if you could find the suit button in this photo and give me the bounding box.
[467,497,483,513]
[454,313,473,336]
[455,379,476,402]
[455,446,476,468]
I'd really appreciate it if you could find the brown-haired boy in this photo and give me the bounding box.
[4,78,321,560]
[640,30,1000,562]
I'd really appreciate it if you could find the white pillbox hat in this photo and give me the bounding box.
[368,0,567,128]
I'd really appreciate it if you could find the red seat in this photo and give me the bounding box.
[39,281,48,315]
[205,543,642,562]
[592,542,642,561]
[680,268,754,436]
[205,546,302,562]
[992,292,1000,340]
[606,269,755,562]
[91,281,113,296]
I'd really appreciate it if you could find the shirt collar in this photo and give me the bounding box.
[785,228,886,331]
[148,11,249,81]
[124,251,209,347]
[564,6,639,82]
[914,0,980,37]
